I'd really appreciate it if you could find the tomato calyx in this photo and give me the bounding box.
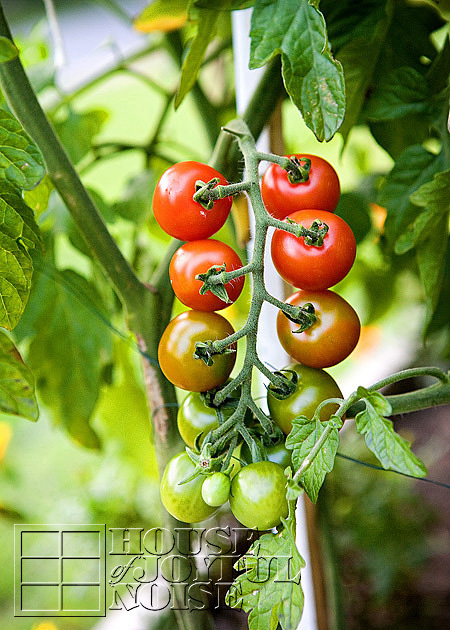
[285,155,311,184]
[194,339,236,366]
[279,301,316,333]
[193,177,221,210]
[267,369,299,400]
[285,217,329,246]
[196,263,232,303]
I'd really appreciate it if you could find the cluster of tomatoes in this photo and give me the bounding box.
[152,155,360,529]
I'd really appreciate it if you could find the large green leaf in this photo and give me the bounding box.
[355,394,427,477]
[0,185,42,330]
[226,524,305,630]
[378,145,447,251]
[0,330,38,420]
[14,266,112,448]
[285,414,341,503]
[250,0,345,141]
[0,109,45,190]
[364,66,430,121]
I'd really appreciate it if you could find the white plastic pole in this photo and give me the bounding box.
[232,9,318,630]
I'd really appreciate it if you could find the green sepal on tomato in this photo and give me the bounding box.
[262,154,340,219]
[277,290,361,369]
[229,461,288,530]
[153,161,232,240]
[267,364,343,435]
[158,310,236,392]
[160,452,217,523]
[169,239,244,311]
[271,209,356,290]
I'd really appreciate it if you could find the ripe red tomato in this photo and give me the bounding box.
[271,209,356,290]
[153,161,232,240]
[229,461,288,530]
[158,310,236,391]
[261,154,340,219]
[169,239,245,311]
[160,452,217,522]
[267,363,343,434]
[277,290,360,368]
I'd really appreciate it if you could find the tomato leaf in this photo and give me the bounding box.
[0,109,45,190]
[0,330,38,421]
[175,7,221,108]
[378,144,447,251]
[134,0,188,33]
[14,267,112,449]
[0,185,42,330]
[285,415,341,503]
[249,0,345,141]
[326,0,392,141]
[226,524,305,630]
[364,66,430,121]
[355,397,427,477]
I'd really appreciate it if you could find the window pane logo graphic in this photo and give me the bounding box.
[14,525,106,617]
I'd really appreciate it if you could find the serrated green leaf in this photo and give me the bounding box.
[14,267,112,449]
[0,109,45,190]
[0,36,19,62]
[285,415,340,502]
[175,8,220,108]
[227,526,305,630]
[53,108,108,165]
[0,186,42,330]
[396,169,450,254]
[364,66,430,121]
[250,0,345,141]
[378,144,447,251]
[0,330,38,421]
[355,400,427,477]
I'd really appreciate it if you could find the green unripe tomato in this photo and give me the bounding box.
[229,461,288,530]
[201,472,231,506]
[177,388,239,448]
[160,452,217,523]
[267,363,343,435]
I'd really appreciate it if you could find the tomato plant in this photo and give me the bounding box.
[271,209,356,290]
[277,290,361,368]
[229,461,289,530]
[3,3,450,629]
[160,452,217,523]
[152,161,232,240]
[267,363,343,434]
[261,154,340,219]
[202,472,231,506]
[158,310,236,391]
[169,239,244,311]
